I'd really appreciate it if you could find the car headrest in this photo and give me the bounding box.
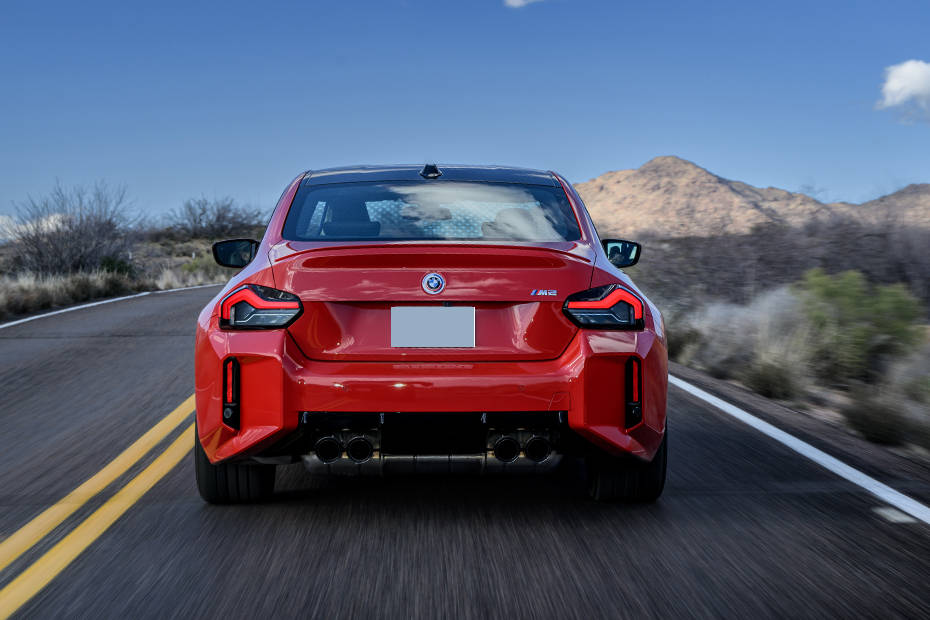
[331,203,372,222]
[322,221,381,238]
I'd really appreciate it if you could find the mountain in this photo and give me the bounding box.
[857,183,930,227]
[575,156,930,239]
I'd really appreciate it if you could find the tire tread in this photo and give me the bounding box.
[194,433,275,504]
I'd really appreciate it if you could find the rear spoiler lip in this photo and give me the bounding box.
[268,240,596,264]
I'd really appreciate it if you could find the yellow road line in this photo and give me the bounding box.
[0,395,195,575]
[0,423,195,619]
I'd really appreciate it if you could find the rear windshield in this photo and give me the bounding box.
[282,181,581,242]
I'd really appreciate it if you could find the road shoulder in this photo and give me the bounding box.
[670,361,930,501]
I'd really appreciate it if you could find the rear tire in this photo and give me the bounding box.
[194,431,275,504]
[587,431,667,502]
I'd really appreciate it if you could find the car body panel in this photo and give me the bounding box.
[195,165,668,467]
[271,243,594,361]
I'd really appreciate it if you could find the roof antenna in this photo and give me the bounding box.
[420,163,442,179]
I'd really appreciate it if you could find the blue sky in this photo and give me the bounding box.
[1,0,928,217]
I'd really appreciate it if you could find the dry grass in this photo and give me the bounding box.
[0,255,233,321]
[0,271,149,321]
[154,265,228,290]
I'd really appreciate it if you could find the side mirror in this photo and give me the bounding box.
[602,239,641,268]
[212,239,259,268]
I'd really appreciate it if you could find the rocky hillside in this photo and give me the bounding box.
[575,156,930,239]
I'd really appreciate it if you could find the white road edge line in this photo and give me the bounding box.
[670,375,930,526]
[0,283,223,330]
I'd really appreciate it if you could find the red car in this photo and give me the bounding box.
[194,164,668,503]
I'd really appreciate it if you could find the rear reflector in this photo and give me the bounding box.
[222,357,240,430]
[625,357,643,429]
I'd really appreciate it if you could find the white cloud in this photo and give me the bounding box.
[0,215,14,242]
[0,213,67,242]
[877,59,930,120]
[504,0,545,7]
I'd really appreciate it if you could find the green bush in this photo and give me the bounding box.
[797,269,924,384]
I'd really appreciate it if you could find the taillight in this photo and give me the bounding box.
[219,284,302,329]
[563,284,644,330]
[625,357,643,428]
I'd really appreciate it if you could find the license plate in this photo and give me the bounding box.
[390,306,475,348]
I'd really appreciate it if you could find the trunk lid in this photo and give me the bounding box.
[271,242,593,361]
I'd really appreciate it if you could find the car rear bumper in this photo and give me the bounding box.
[195,316,667,464]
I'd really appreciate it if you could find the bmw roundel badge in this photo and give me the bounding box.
[421,272,445,295]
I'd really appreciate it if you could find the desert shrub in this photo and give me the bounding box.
[743,361,799,400]
[880,342,930,449]
[0,271,145,320]
[675,287,810,397]
[99,255,134,275]
[155,266,223,290]
[797,269,924,384]
[181,252,237,280]
[167,197,266,239]
[886,341,930,404]
[10,182,136,275]
[153,252,236,290]
[666,322,701,362]
[841,390,909,445]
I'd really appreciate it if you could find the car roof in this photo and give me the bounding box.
[303,164,560,187]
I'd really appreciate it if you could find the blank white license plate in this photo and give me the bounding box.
[390,306,475,348]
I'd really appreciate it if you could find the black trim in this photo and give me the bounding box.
[420,163,442,179]
[301,164,561,187]
[297,411,568,457]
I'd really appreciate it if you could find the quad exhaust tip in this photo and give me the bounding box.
[524,436,551,463]
[314,437,342,464]
[492,436,521,463]
[346,436,374,463]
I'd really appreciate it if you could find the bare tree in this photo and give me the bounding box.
[12,182,136,275]
[167,197,266,239]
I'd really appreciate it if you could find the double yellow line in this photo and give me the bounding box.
[0,396,196,618]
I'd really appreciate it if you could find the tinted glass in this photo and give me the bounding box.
[282,181,581,242]
[213,239,257,268]
[604,240,640,267]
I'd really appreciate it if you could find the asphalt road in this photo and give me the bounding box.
[1,286,930,618]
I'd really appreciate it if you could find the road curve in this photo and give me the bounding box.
[1,286,929,618]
